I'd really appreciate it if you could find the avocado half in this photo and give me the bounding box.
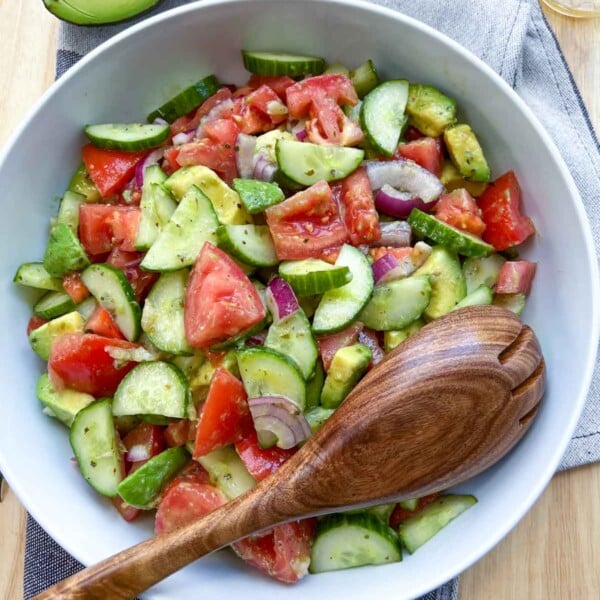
[43,0,164,25]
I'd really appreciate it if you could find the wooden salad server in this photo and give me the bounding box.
[35,305,545,600]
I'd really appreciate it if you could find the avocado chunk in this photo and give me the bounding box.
[43,222,90,277]
[320,343,372,409]
[305,406,335,434]
[406,84,457,137]
[440,161,488,197]
[165,166,252,225]
[68,163,100,203]
[36,373,95,427]
[189,349,239,403]
[444,124,491,183]
[383,319,425,352]
[43,0,162,26]
[29,311,84,360]
[197,446,256,499]
[414,246,466,320]
[305,359,325,410]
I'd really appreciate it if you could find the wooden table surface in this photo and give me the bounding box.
[0,1,599,598]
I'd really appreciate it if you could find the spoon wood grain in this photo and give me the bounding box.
[34,305,544,600]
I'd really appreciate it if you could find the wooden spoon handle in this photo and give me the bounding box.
[33,480,287,600]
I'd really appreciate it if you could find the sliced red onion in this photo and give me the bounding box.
[295,128,308,141]
[366,159,444,203]
[235,133,257,179]
[172,131,195,146]
[248,396,311,450]
[375,185,438,218]
[252,153,277,182]
[266,277,299,322]
[126,444,151,463]
[247,331,267,346]
[372,253,400,284]
[152,117,168,126]
[374,221,412,247]
[287,118,308,136]
[135,148,165,188]
[372,242,433,284]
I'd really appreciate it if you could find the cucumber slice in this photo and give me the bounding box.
[360,275,432,331]
[43,222,90,277]
[312,245,374,334]
[398,494,477,554]
[13,262,63,291]
[276,140,364,187]
[147,75,219,123]
[36,373,94,427]
[453,285,493,309]
[57,191,86,233]
[346,504,395,524]
[112,361,189,419]
[217,224,278,267]
[399,498,419,512]
[265,310,318,380]
[84,123,170,152]
[117,447,189,509]
[350,60,379,99]
[198,446,256,500]
[310,513,402,573]
[33,290,76,320]
[324,63,351,77]
[29,311,84,360]
[232,179,284,214]
[236,347,306,410]
[242,51,325,77]
[463,254,506,294]
[383,319,425,352]
[406,84,457,137]
[141,270,192,355]
[408,209,494,258]
[141,184,218,271]
[360,80,409,156]
[305,406,334,434]
[68,163,101,203]
[70,399,122,497]
[305,359,325,410]
[76,296,97,320]
[81,264,141,342]
[493,292,527,315]
[279,259,352,297]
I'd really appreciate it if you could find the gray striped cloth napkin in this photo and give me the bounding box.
[21,0,600,598]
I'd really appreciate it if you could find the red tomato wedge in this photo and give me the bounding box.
[62,272,90,304]
[358,328,385,369]
[495,260,537,295]
[339,167,380,245]
[79,204,141,256]
[48,333,138,396]
[317,322,363,371]
[112,495,141,522]
[165,420,193,448]
[478,171,535,250]
[106,248,158,301]
[265,181,348,260]
[84,306,125,340]
[247,75,295,99]
[390,493,441,529]
[233,85,288,134]
[434,189,486,237]
[170,87,233,136]
[368,246,412,262]
[81,144,147,197]
[193,368,252,458]
[286,74,358,116]
[235,429,295,481]
[395,137,444,177]
[27,315,47,336]
[184,242,266,348]
[123,422,166,465]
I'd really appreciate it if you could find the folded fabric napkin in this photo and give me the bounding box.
[22,0,600,598]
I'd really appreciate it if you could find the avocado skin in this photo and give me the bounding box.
[43,222,90,277]
[43,0,163,26]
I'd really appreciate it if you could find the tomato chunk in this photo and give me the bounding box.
[48,333,138,396]
[265,181,348,260]
[123,422,166,465]
[79,204,141,256]
[395,137,444,177]
[233,85,288,134]
[317,322,364,372]
[478,171,535,250]
[495,260,537,295]
[193,368,252,458]
[165,420,193,448]
[84,306,125,340]
[184,243,266,348]
[235,429,295,481]
[247,75,295,99]
[62,273,90,304]
[435,189,486,237]
[27,315,47,336]
[339,167,380,245]
[81,144,147,197]
[106,248,158,301]
[170,87,233,136]
[358,328,385,369]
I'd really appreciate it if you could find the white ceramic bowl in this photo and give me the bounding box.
[0,1,598,598]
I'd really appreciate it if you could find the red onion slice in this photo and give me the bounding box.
[372,253,400,283]
[373,221,412,247]
[248,396,311,449]
[372,242,433,284]
[295,128,308,141]
[247,331,267,346]
[172,131,195,146]
[266,277,300,322]
[126,444,151,463]
[375,185,438,218]
[252,153,278,182]
[152,117,168,126]
[135,148,165,188]
[235,133,257,179]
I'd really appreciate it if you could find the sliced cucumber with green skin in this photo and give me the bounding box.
[463,254,506,294]
[350,60,379,99]
[453,285,493,310]
[279,259,352,297]
[81,264,141,342]
[112,361,189,419]
[310,512,402,573]
[29,311,84,360]
[276,140,364,187]
[198,446,256,500]
[305,406,334,434]
[117,447,189,509]
[406,84,457,137]
[217,224,278,267]
[13,262,63,291]
[265,310,318,380]
[232,179,284,214]
[36,373,94,427]
[383,319,425,352]
[70,398,122,497]
[84,123,170,152]
[57,191,86,233]
[398,494,477,554]
[242,51,325,77]
[236,347,306,410]
[298,295,320,319]
[324,63,351,76]
[414,246,466,320]
[493,292,527,315]
[312,245,374,335]
[76,296,97,321]
[33,290,76,320]
[347,504,395,524]
[305,358,325,410]
[360,80,409,156]
[147,75,220,124]
[43,222,90,277]
[399,498,419,512]
[360,276,432,331]
[141,270,192,355]
[68,163,101,203]
[408,209,494,258]
[141,184,218,272]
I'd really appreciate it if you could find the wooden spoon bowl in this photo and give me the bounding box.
[35,305,544,600]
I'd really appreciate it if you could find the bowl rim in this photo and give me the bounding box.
[1,0,598,596]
